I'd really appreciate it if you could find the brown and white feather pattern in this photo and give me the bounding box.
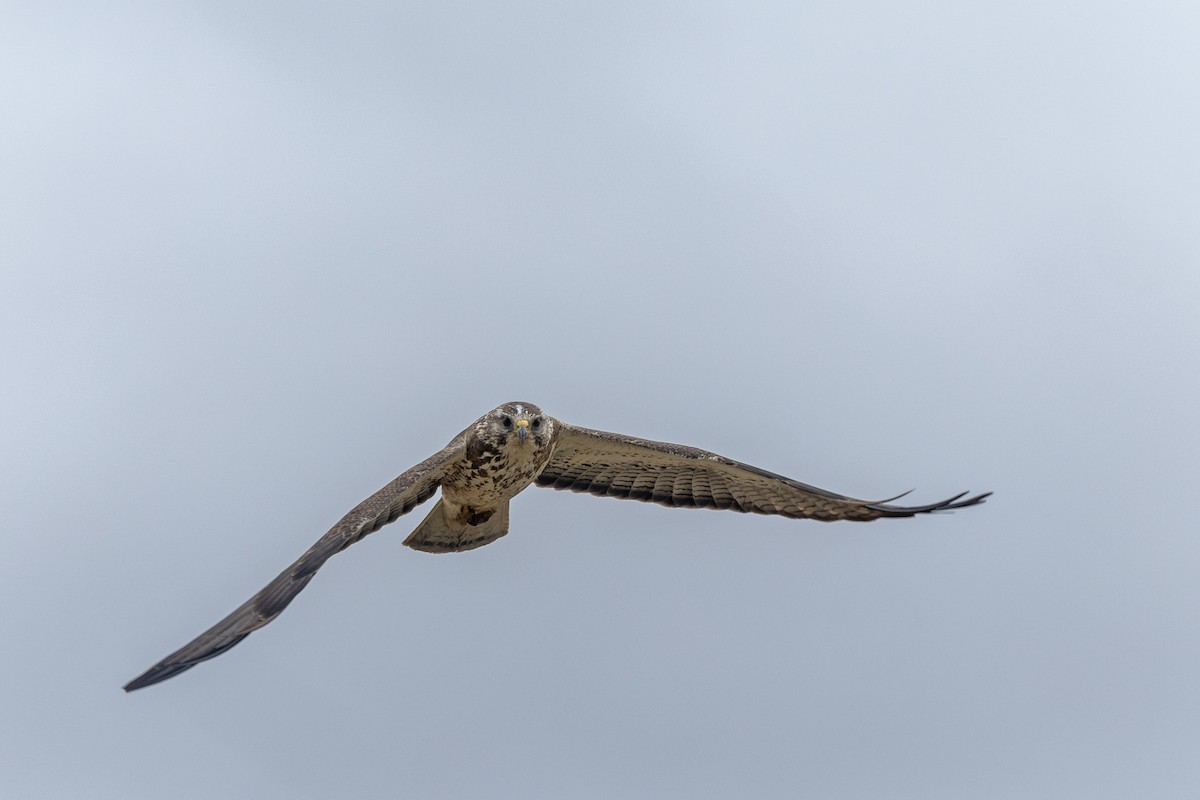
[124,402,988,692]
[536,423,989,521]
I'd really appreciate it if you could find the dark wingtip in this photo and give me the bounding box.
[123,662,197,692]
[123,632,250,692]
[954,490,992,508]
[872,489,992,517]
[942,490,992,510]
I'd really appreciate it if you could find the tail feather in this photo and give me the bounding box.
[403,499,511,553]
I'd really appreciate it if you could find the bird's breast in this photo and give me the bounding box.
[443,441,554,506]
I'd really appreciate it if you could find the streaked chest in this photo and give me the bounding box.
[442,439,556,504]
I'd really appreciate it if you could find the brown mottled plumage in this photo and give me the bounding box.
[124,401,989,691]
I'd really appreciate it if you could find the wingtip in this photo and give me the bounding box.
[953,490,992,508]
[123,662,192,692]
[935,490,992,512]
[872,489,992,517]
[123,631,251,692]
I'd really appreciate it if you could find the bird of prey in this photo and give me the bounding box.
[124,401,989,691]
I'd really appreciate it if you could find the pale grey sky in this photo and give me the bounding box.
[3,2,1198,798]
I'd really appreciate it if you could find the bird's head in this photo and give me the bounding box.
[478,401,555,449]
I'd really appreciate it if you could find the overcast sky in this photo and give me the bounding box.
[3,2,1198,798]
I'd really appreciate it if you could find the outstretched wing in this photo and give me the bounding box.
[536,423,989,521]
[124,442,462,691]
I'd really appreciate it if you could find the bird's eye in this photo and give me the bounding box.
[501,416,513,428]
[531,417,542,429]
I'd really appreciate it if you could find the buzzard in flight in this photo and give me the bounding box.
[124,402,989,691]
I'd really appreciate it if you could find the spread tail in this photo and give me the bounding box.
[402,498,511,553]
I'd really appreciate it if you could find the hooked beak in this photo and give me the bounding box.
[515,418,530,442]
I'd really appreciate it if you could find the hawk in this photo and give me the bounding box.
[124,401,989,691]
